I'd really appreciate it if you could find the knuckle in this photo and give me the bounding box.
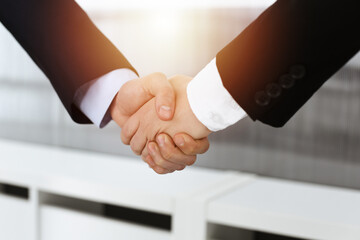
[186,157,196,166]
[133,82,146,97]
[176,165,186,171]
[162,149,174,160]
[185,145,196,155]
[201,141,210,153]
[130,143,141,156]
[153,158,166,167]
[121,125,131,141]
[203,143,210,153]
[160,88,174,99]
[172,74,184,79]
[124,126,133,138]
[154,167,167,175]
[141,151,148,160]
[121,133,130,145]
[151,72,166,80]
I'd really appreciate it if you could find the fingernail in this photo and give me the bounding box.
[161,105,171,111]
[157,135,165,147]
[159,106,171,118]
[175,136,185,147]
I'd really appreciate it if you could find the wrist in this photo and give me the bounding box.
[109,93,118,123]
[169,76,211,139]
[184,82,212,137]
[187,58,247,131]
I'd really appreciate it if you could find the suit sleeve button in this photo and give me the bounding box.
[290,65,306,79]
[279,74,295,89]
[255,91,271,106]
[265,83,282,98]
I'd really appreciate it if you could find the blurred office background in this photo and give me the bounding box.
[0,0,359,190]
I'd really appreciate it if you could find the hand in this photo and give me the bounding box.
[110,72,176,128]
[144,133,210,174]
[121,75,212,173]
[110,73,211,173]
[110,73,209,173]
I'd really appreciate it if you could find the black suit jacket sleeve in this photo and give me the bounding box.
[0,0,137,124]
[216,0,360,127]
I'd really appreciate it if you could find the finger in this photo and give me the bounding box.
[141,144,149,161]
[173,133,210,155]
[130,130,148,156]
[146,155,174,174]
[140,73,175,121]
[148,142,186,171]
[141,153,155,168]
[120,115,140,145]
[141,144,166,171]
[156,134,196,166]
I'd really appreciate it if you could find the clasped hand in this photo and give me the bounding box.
[110,73,211,174]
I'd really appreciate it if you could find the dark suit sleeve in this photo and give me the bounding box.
[0,0,137,124]
[216,0,360,127]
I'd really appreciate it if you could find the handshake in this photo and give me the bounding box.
[2,0,355,176]
[110,73,212,174]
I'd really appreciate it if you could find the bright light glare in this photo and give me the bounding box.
[148,10,182,37]
[77,0,275,11]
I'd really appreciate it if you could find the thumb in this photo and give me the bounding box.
[141,72,176,121]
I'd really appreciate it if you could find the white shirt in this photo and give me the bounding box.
[74,69,138,128]
[74,57,247,131]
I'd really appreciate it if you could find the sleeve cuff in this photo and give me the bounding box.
[187,58,247,132]
[74,69,138,128]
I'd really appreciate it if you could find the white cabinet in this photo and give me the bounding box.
[0,195,32,240]
[1,139,360,240]
[40,205,171,240]
[207,178,360,240]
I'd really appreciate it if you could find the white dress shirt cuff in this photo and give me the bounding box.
[74,69,138,128]
[187,58,247,132]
